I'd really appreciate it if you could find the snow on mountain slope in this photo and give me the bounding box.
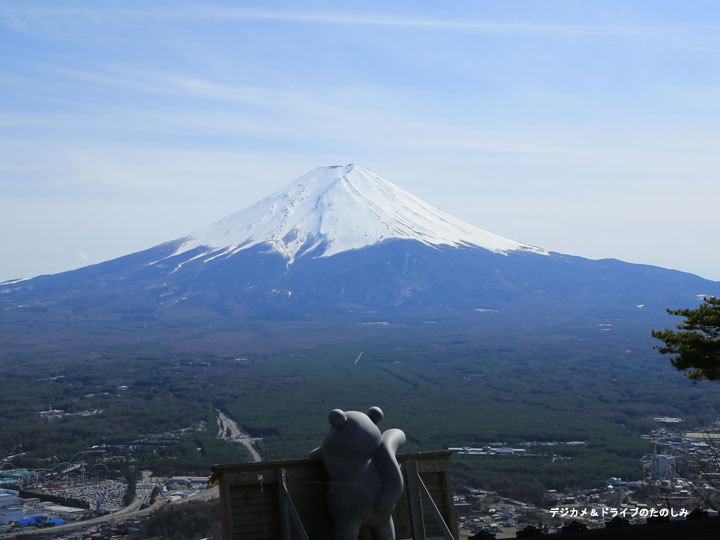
[172,164,547,264]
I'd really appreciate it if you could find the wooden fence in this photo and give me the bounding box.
[210,451,457,540]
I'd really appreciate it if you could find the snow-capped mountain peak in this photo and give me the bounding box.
[172,164,547,263]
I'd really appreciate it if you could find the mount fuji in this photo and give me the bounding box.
[2,164,718,331]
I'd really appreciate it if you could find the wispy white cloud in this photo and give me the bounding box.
[3,4,718,42]
[74,250,90,263]
[39,64,302,108]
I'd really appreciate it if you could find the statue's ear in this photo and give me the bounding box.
[367,406,384,425]
[329,409,347,428]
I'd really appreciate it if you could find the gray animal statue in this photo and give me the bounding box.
[310,406,406,540]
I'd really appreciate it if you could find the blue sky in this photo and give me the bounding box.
[2,1,719,281]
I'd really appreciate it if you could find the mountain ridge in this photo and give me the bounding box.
[1,165,718,332]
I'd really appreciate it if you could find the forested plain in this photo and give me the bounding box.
[2,313,720,502]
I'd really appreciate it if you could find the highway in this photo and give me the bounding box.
[215,409,262,463]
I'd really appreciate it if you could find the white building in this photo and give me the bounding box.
[0,491,22,508]
[0,508,23,525]
[651,455,675,480]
